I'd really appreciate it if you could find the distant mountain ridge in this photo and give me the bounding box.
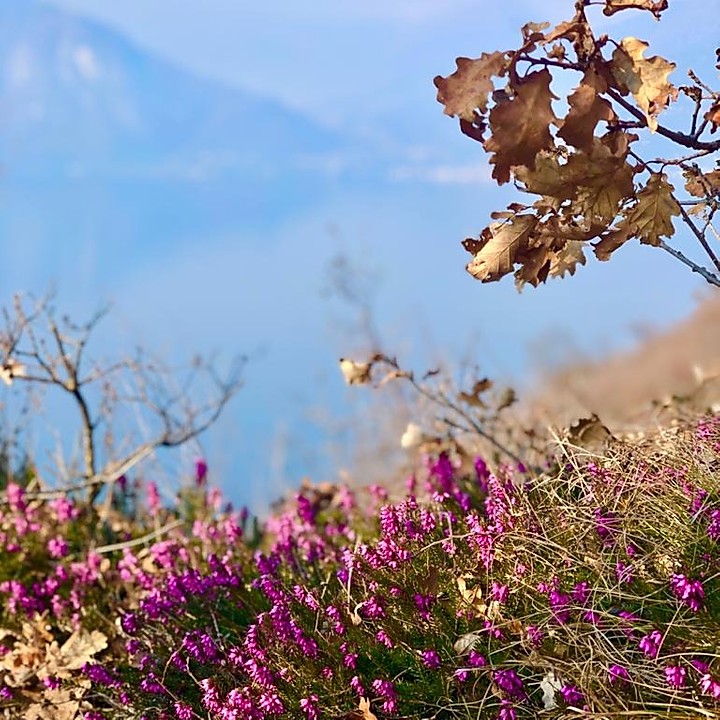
[0,0,379,289]
[0,0,353,181]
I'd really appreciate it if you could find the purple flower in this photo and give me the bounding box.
[670,574,704,612]
[83,664,118,687]
[468,650,486,667]
[259,690,285,715]
[300,694,320,720]
[595,508,620,544]
[140,674,164,695]
[494,669,526,700]
[491,582,509,604]
[571,581,590,604]
[549,590,572,624]
[376,629,394,648]
[421,649,441,669]
[708,509,720,540]
[664,665,687,688]
[47,536,69,559]
[350,675,365,696]
[174,702,194,720]
[700,673,720,698]
[616,562,633,584]
[608,664,630,684]
[498,699,516,720]
[372,679,398,714]
[639,630,663,659]
[560,684,584,707]
[194,458,208,486]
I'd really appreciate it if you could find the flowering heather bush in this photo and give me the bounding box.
[0,415,718,718]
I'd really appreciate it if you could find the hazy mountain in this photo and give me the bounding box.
[0,0,378,289]
[0,1,355,180]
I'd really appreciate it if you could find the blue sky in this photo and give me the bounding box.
[10,0,718,509]
[43,0,714,130]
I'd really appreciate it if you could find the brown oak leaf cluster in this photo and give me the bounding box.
[434,0,719,288]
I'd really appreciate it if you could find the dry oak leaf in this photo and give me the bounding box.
[434,52,508,122]
[611,37,676,131]
[46,629,108,677]
[0,358,26,386]
[466,214,538,282]
[25,687,88,720]
[684,168,720,198]
[358,697,378,720]
[705,100,720,132]
[557,72,616,152]
[603,0,668,18]
[623,172,680,246]
[513,246,553,290]
[516,135,635,224]
[592,222,634,261]
[549,240,587,278]
[566,414,613,452]
[339,358,372,385]
[569,136,636,223]
[458,378,493,407]
[485,69,558,184]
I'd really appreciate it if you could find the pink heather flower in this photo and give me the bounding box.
[549,590,572,624]
[491,582,509,603]
[498,699,516,720]
[468,650,487,667]
[300,694,320,720]
[376,629,394,648]
[362,596,385,619]
[664,665,687,688]
[670,574,704,612]
[639,630,663,659]
[350,675,365,696]
[50,496,77,522]
[405,475,417,494]
[174,701,193,720]
[699,673,720,699]
[572,581,590,604]
[47,536,69,559]
[421,649,441,669]
[371,679,397,715]
[609,664,630,684]
[5,483,25,511]
[616,562,633,584]
[195,458,208,486]
[560,684,584,707]
[259,690,285,715]
[494,669,526,700]
[146,482,161,516]
[454,669,470,682]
